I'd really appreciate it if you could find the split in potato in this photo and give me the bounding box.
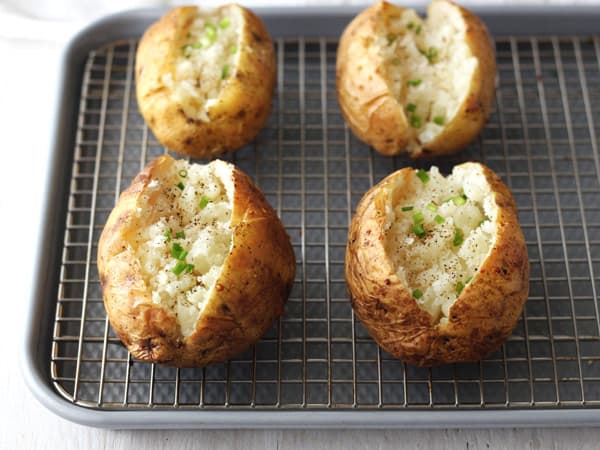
[135,5,276,158]
[345,163,529,366]
[336,0,496,157]
[98,155,295,367]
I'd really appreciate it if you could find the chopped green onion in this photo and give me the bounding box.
[426,203,438,212]
[412,211,424,224]
[456,281,465,295]
[163,228,172,242]
[412,223,426,238]
[205,22,217,39]
[401,206,414,211]
[433,116,445,125]
[171,243,184,259]
[199,195,210,209]
[176,182,185,190]
[452,194,467,206]
[221,64,230,79]
[478,219,485,227]
[412,289,423,299]
[172,261,186,276]
[184,263,195,273]
[175,231,185,239]
[230,44,238,54]
[219,17,231,29]
[410,114,422,128]
[387,33,397,44]
[416,24,422,34]
[416,169,430,183]
[453,228,464,246]
[407,79,422,87]
[178,250,188,261]
[178,169,188,178]
[190,42,204,49]
[434,214,445,224]
[406,22,415,29]
[426,46,438,63]
[407,103,417,113]
[466,276,473,284]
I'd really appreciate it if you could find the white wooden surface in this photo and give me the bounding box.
[2,1,600,448]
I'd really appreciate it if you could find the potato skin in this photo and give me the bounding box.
[135,5,276,158]
[97,155,296,367]
[336,0,496,157]
[345,163,529,366]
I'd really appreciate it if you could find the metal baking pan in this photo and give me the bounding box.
[23,5,600,428]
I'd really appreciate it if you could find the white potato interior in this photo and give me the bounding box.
[133,160,234,337]
[385,165,498,323]
[161,6,241,122]
[378,0,477,151]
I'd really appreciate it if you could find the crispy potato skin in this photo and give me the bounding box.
[345,163,529,366]
[97,155,295,367]
[336,0,496,157]
[135,5,276,158]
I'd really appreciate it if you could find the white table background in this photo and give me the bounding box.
[2,1,600,448]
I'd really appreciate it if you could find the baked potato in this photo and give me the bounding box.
[345,163,529,366]
[97,155,295,367]
[135,4,276,158]
[336,0,496,157]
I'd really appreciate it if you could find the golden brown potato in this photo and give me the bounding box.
[345,163,529,366]
[98,155,295,367]
[336,0,496,157]
[135,5,276,158]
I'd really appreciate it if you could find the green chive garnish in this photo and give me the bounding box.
[175,231,185,239]
[416,24,422,34]
[163,228,171,242]
[433,116,445,125]
[456,281,465,295]
[426,203,438,212]
[407,103,417,113]
[172,261,186,276]
[178,169,188,178]
[205,22,217,39]
[178,250,188,261]
[401,206,414,211]
[466,276,473,284]
[221,64,230,79]
[412,211,424,224]
[190,42,204,50]
[219,17,231,29]
[452,194,467,206]
[416,169,429,183]
[410,114,422,128]
[171,243,184,259]
[413,289,423,299]
[407,22,415,29]
[453,228,464,246]
[199,195,210,209]
[184,263,195,273]
[230,44,238,54]
[387,33,397,44]
[407,79,422,87]
[434,214,445,224]
[426,46,438,63]
[176,182,185,190]
[412,223,426,238]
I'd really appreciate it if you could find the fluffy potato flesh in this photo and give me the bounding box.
[98,155,296,367]
[161,6,241,122]
[380,1,477,150]
[386,166,497,322]
[345,162,529,366]
[133,159,233,337]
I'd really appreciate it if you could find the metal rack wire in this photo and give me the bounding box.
[50,35,600,410]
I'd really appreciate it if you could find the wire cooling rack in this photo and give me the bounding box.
[50,35,600,411]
